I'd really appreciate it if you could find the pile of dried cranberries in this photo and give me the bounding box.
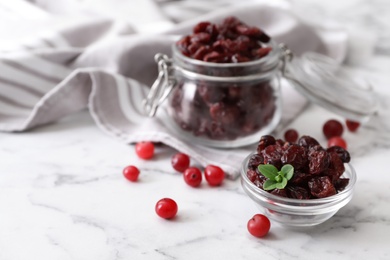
[170,17,277,140]
[247,135,351,199]
[176,16,271,63]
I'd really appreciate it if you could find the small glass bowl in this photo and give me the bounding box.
[240,153,357,227]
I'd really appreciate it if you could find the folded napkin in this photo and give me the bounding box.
[0,0,348,179]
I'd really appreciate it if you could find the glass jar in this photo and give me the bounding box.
[144,41,378,148]
[144,41,283,148]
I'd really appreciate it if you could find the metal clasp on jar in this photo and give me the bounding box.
[143,54,176,117]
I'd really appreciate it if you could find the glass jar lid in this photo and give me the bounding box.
[282,47,378,122]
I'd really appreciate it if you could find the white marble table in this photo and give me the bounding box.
[2,1,390,259]
[1,96,390,260]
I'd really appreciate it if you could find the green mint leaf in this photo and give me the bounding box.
[281,164,294,181]
[275,175,282,183]
[275,177,288,189]
[258,164,278,180]
[263,179,277,191]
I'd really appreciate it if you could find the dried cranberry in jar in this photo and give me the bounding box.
[176,17,272,62]
[170,17,278,143]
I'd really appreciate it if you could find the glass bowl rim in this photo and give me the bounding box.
[241,152,357,205]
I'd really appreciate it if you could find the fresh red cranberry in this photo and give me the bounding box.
[122,165,140,182]
[284,129,299,143]
[247,214,271,238]
[346,119,360,132]
[155,198,178,219]
[328,136,347,149]
[323,119,344,139]
[135,141,155,159]
[171,153,190,173]
[183,167,202,187]
[204,165,225,186]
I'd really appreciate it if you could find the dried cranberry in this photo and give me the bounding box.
[231,54,250,63]
[190,32,211,44]
[247,169,266,188]
[187,42,203,54]
[254,47,272,58]
[289,171,310,185]
[270,189,288,197]
[328,152,345,179]
[298,135,320,148]
[177,17,272,62]
[193,22,211,33]
[308,147,330,175]
[261,145,283,170]
[193,45,210,60]
[203,51,224,62]
[274,138,287,147]
[257,135,276,153]
[287,186,310,199]
[248,154,264,170]
[308,176,337,198]
[326,146,350,163]
[334,178,350,191]
[197,85,225,103]
[209,103,240,125]
[281,144,307,170]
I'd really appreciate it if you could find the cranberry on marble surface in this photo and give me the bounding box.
[183,167,202,187]
[123,165,140,182]
[204,165,225,186]
[328,136,347,150]
[171,153,190,173]
[135,142,155,160]
[155,198,178,219]
[323,119,344,139]
[247,214,271,238]
[346,119,360,132]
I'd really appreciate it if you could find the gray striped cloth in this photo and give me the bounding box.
[0,0,348,178]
